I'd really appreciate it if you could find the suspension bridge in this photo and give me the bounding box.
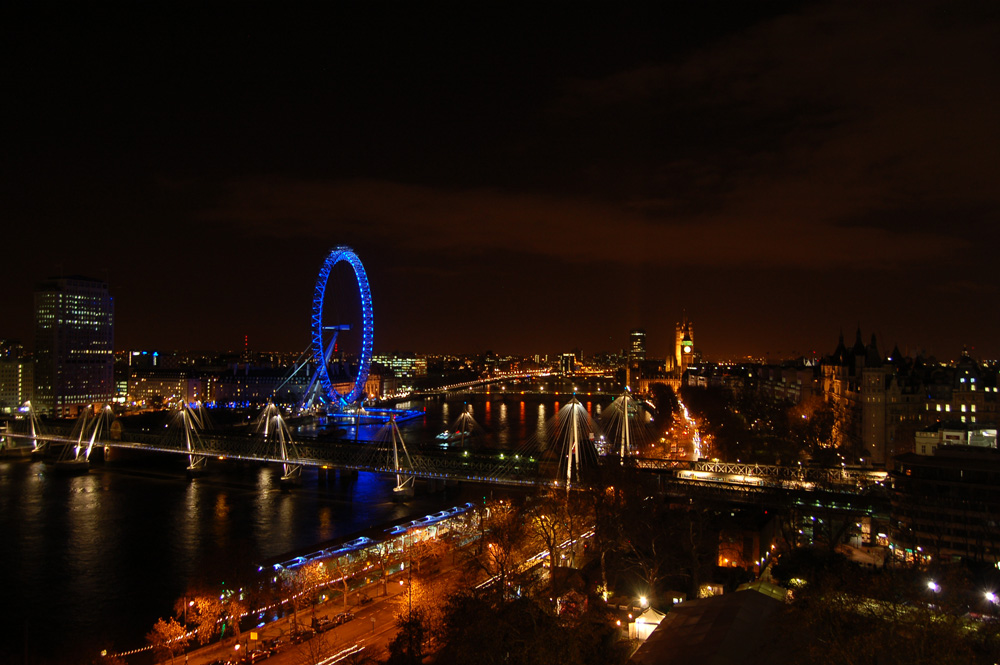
[2,390,888,515]
[0,402,543,487]
[0,392,653,490]
[413,370,553,396]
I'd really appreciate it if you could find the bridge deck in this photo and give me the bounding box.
[3,428,886,506]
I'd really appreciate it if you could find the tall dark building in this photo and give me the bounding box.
[0,340,32,414]
[891,446,1000,564]
[34,277,114,417]
[560,352,576,374]
[629,328,647,362]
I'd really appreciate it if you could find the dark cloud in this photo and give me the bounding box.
[2,2,999,358]
[201,176,970,270]
[553,2,1000,242]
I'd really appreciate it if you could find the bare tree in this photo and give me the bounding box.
[220,592,248,644]
[188,594,224,645]
[146,617,190,664]
[526,490,568,592]
[461,499,532,601]
[297,561,331,620]
[366,541,397,595]
[677,502,712,600]
[623,524,672,601]
[792,564,986,665]
[588,475,630,598]
[617,483,677,604]
[280,568,309,632]
[279,563,331,631]
[294,625,339,664]
[410,533,448,575]
[564,488,594,568]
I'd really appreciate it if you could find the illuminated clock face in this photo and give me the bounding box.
[683,346,692,354]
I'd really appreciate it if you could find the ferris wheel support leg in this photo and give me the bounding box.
[301,335,339,410]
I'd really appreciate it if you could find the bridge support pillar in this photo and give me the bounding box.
[280,465,304,488]
[187,454,210,479]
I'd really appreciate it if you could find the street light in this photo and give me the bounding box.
[927,581,940,593]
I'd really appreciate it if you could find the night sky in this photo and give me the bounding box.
[4,2,999,361]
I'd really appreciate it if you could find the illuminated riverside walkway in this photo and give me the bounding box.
[107,502,482,663]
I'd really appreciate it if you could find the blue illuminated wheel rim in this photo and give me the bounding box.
[311,246,374,406]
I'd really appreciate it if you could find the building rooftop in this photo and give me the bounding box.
[896,446,1000,471]
[628,589,786,665]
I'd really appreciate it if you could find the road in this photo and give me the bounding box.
[177,564,466,665]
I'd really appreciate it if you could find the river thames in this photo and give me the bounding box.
[0,385,623,664]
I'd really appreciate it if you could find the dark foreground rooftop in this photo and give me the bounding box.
[628,589,787,665]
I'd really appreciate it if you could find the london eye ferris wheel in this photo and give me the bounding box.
[307,246,374,408]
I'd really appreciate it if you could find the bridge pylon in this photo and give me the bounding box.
[551,397,601,493]
[439,403,480,448]
[608,390,638,463]
[602,389,658,464]
[1,401,42,459]
[254,401,303,486]
[175,401,210,477]
[53,404,115,473]
[390,415,415,499]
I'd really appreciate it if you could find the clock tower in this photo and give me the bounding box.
[675,317,695,372]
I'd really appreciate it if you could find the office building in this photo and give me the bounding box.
[560,353,576,374]
[630,328,647,362]
[891,446,1000,564]
[34,277,114,417]
[0,341,33,414]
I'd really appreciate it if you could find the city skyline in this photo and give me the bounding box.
[4,3,999,359]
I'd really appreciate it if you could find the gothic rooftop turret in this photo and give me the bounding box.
[888,343,908,370]
[852,327,866,358]
[831,331,848,365]
[866,333,883,368]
